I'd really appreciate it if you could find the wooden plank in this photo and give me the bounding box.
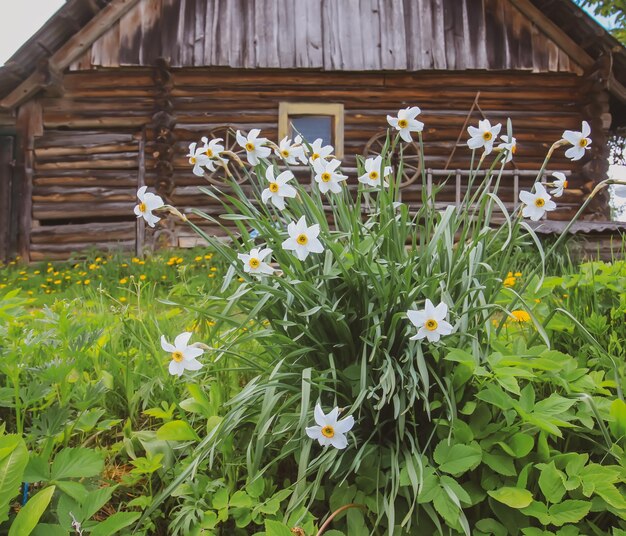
[193,0,206,65]
[430,0,447,69]
[379,0,407,69]
[0,137,14,261]
[1,0,141,110]
[467,0,488,68]
[91,20,121,67]
[294,0,323,68]
[140,0,164,65]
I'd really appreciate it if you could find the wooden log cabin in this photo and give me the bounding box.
[1,0,626,261]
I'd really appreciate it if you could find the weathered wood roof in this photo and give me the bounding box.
[68,0,578,72]
[2,0,626,108]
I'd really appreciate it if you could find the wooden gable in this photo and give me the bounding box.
[69,0,583,74]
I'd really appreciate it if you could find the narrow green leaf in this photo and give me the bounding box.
[9,486,56,536]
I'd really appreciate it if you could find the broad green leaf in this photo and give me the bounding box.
[610,399,626,440]
[31,524,67,536]
[51,448,104,480]
[81,486,117,520]
[0,435,28,523]
[23,456,50,483]
[546,500,591,526]
[537,462,566,503]
[534,395,576,416]
[245,477,265,499]
[230,490,252,508]
[9,486,56,536]
[264,519,293,536]
[594,482,626,510]
[433,489,459,527]
[433,441,482,476]
[156,421,199,442]
[89,512,141,536]
[54,481,87,502]
[212,488,229,510]
[482,451,516,477]
[488,487,533,509]
[475,518,507,536]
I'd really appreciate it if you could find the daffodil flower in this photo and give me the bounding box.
[282,216,324,260]
[467,119,502,155]
[407,299,453,343]
[275,136,306,165]
[236,129,271,165]
[161,332,204,377]
[199,136,227,171]
[387,106,424,143]
[261,167,297,210]
[358,156,392,187]
[305,403,354,449]
[519,183,556,221]
[312,158,348,194]
[497,135,517,163]
[307,138,334,163]
[134,186,164,227]
[549,172,568,197]
[237,248,274,276]
[562,121,591,161]
[187,142,211,176]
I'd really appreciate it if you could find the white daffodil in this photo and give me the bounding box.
[305,403,354,449]
[236,129,271,166]
[358,156,392,187]
[562,121,592,161]
[237,247,274,277]
[261,167,297,210]
[187,142,211,177]
[407,299,453,343]
[134,186,164,228]
[312,158,348,194]
[307,138,334,163]
[467,119,502,155]
[519,182,557,221]
[387,106,424,143]
[161,332,204,377]
[275,136,306,165]
[282,216,324,261]
[497,135,517,163]
[549,171,568,198]
[199,136,227,171]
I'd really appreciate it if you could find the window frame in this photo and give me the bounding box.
[278,102,344,158]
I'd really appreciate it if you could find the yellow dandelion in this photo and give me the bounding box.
[121,263,129,268]
[47,267,53,273]
[194,256,202,262]
[161,275,167,280]
[210,267,217,272]
[514,272,522,277]
[139,274,146,281]
[84,279,91,285]
[132,257,141,263]
[208,274,215,278]
[237,277,244,282]
[503,276,516,287]
[119,297,127,303]
[204,254,213,260]
[34,270,40,274]
[119,278,128,284]
[138,261,145,265]
[207,320,216,327]
[510,310,530,323]
[76,281,82,285]
[19,270,26,275]
[95,257,102,262]
[534,298,541,303]
[89,264,97,270]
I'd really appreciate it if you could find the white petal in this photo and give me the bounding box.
[467,136,484,150]
[562,131,579,145]
[306,237,324,254]
[399,129,413,143]
[434,301,448,320]
[407,309,426,327]
[518,190,535,205]
[169,360,185,377]
[437,320,453,336]
[294,245,310,261]
[467,126,480,137]
[387,116,399,128]
[581,120,591,137]
[265,166,276,182]
[426,330,442,343]
[271,195,286,210]
[184,358,203,371]
[261,189,272,204]
[161,336,176,353]
[334,415,354,434]
[330,433,348,449]
[314,404,326,426]
[137,186,147,201]
[183,346,204,360]
[424,299,436,317]
[236,130,247,147]
[174,331,193,349]
[306,425,321,439]
[282,237,297,251]
[280,184,297,198]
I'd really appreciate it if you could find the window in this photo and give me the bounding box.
[278,103,344,158]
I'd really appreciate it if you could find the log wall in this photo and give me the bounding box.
[26,67,603,260]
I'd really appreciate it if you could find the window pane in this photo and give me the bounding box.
[289,115,333,146]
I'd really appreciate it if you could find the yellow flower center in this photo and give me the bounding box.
[579,138,588,148]
[281,149,290,157]
[397,118,408,129]
[138,202,146,213]
[321,172,332,182]
[321,425,335,438]
[205,148,214,157]
[425,319,438,331]
[296,234,308,245]
[511,144,517,154]
[249,258,260,269]
[190,156,196,164]
[245,142,255,152]
[483,131,493,141]
[563,180,568,188]
[269,182,280,193]
[311,153,320,161]
[534,198,546,208]
[369,171,379,180]
[171,351,184,363]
